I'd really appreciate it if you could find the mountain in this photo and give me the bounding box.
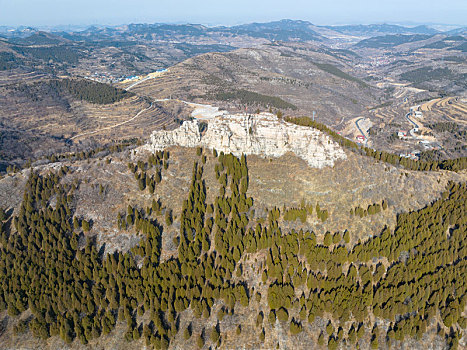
[0,21,449,44]
[131,23,207,36]
[8,31,70,46]
[0,20,329,76]
[0,26,37,38]
[58,20,325,44]
[225,19,324,41]
[84,20,326,43]
[422,35,467,50]
[406,25,440,34]
[324,23,439,36]
[449,41,467,52]
[126,44,378,126]
[354,34,434,48]
[446,26,467,35]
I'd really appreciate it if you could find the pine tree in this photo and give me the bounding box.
[82,219,90,232]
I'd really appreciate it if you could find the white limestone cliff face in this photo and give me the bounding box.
[146,114,347,168]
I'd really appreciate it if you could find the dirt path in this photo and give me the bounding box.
[70,102,154,141]
[438,97,452,108]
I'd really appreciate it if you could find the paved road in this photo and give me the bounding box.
[125,75,154,91]
[125,70,168,91]
[405,112,419,129]
[355,117,368,146]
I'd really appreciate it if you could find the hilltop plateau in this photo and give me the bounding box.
[0,122,466,349]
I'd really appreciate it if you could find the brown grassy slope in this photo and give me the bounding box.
[126,44,381,126]
[0,80,184,165]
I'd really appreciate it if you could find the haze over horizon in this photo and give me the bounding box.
[0,0,465,28]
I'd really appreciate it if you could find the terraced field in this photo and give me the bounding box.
[338,93,466,161]
[420,97,467,125]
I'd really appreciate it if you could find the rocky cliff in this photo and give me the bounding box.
[146,114,347,168]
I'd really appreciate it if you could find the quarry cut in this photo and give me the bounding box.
[147,114,347,168]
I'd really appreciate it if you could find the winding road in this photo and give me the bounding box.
[405,112,419,129]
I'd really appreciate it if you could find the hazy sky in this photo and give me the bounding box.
[0,0,465,27]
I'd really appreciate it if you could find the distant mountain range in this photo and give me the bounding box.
[219,20,323,41]
[7,31,71,46]
[353,33,467,51]
[322,23,440,36]
[446,27,467,35]
[0,19,465,77]
[354,34,435,48]
[54,20,325,43]
[1,20,464,42]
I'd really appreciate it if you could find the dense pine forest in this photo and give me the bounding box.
[0,52,22,71]
[54,78,134,105]
[11,45,83,65]
[0,149,466,349]
[9,78,134,106]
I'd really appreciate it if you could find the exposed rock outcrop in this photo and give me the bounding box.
[146,113,347,168]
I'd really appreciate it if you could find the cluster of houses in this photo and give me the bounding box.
[85,72,136,84]
[85,69,168,85]
[396,106,444,159]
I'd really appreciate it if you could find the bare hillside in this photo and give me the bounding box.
[127,44,381,126]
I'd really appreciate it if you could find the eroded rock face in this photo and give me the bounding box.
[146,114,347,168]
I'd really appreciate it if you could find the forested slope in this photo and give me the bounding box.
[0,149,466,349]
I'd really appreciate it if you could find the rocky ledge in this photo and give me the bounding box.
[146,113,347,168]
